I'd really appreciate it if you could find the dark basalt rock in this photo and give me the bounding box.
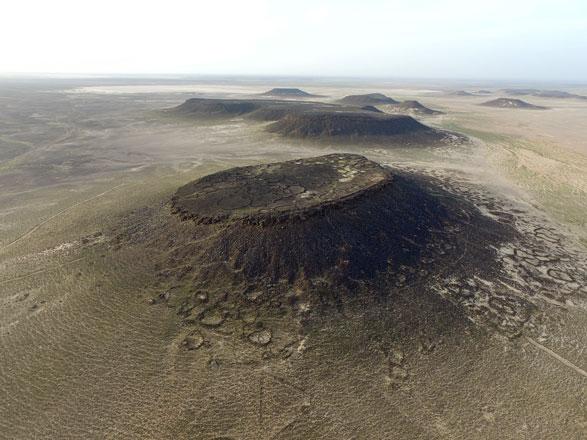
[169,154,508,284]
[111,153,533,336]
[245,102,334,121]
[172,154,393,225]
[480,98,548,110]
[246,105,301,121]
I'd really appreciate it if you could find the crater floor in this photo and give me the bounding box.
[172,154,392,223]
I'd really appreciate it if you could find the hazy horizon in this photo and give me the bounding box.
[3,0,586,82]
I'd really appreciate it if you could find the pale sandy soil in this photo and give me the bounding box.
[411,93,587,244]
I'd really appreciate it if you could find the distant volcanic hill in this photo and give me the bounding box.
[169,97,334,121]
[172,98,262,117]
[503,88,540,96]
[267,111,460,146]
[341,96,443,116]
[338,93,399,106]
[268,111,426,137]
[260,88,318,98]
[393,100,443,115]
[449,90,474,96]
[168,97,463,146]
[480,98,548,110]
[533,90,585,99]
[503,88,587,100]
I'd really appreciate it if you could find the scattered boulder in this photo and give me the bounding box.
[182,331,205,350]
[248,329,272,346]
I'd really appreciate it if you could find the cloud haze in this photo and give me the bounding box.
[2,0,586,81]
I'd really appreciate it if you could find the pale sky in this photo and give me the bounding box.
[2,0,586,81]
